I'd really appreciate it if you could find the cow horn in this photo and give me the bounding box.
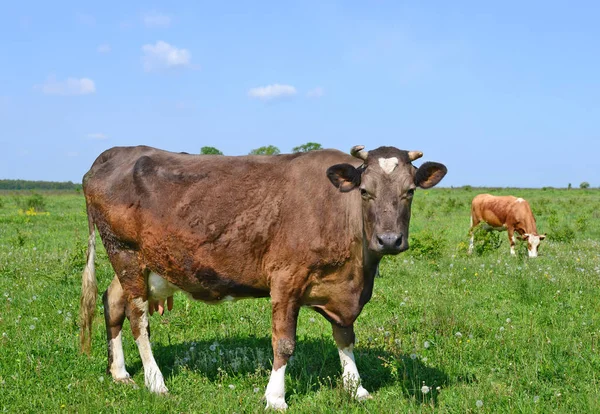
[351,145,368,161]
[408,151,423,161]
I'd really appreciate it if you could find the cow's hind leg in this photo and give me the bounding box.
[468,216,478,254]
[332,324,371,400]
[103,274,134,384]
[111,250,168,394]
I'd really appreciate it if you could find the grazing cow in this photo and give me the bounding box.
[468,194,546,257]
[79,145,447,409]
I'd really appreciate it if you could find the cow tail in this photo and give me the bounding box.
[79,205,98,355]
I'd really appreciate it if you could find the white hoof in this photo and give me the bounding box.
[355,386,372,401]
[265,395,288,411]
[145,369,168,394]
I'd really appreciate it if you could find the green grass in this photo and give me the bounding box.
[1,188,599,412]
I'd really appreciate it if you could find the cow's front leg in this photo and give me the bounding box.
[129,296,168,394]
[265,297,300,410]
[508,227,516,256]
[332,324,371,400]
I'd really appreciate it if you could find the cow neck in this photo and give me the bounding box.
[358,227,381,307]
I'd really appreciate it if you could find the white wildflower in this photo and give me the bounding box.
[476,400,483,408]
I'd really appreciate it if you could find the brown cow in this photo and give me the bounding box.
[468,194,546,257]
[79,145,446,409]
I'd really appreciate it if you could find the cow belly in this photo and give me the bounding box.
[148,272,250,304]
[481,223,506,232]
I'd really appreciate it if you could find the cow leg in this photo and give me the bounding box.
[332,324,370,400]
[128,295,168,394]
[468,216,478,254]
[103,274,134,384]
[265,296,300,410]
[508,227,516,255]
[110,249,168,394]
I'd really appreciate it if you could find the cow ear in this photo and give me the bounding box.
[523,233,531,240]
[415,162,447,189]
[539,234,546,240]
[327,163,362,192]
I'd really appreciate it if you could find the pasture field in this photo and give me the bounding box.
[1,188,599,413]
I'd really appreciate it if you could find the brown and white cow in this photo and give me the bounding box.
[468,194,546,257]
[79,145,446,409]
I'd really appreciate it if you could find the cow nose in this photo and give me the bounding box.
[376,232,403,251]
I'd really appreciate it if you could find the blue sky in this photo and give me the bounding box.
[1,1,599,187]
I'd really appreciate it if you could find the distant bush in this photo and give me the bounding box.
[575,215,589,232]
[470,224,503,255]
[442,197,464,213]
[200,146,223,155]
[580,182,590,189]
[249,145,280,155]
[15,193,47,212]
[548,225,575,242]
[545,210,575,242]
[292,142,322,153]
[409,228,446,259]
[547,212,559,228]
[463,185,472,191]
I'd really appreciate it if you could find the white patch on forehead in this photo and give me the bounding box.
[527,235,541,257]
[516,198,525,203]
[378,157,399,174]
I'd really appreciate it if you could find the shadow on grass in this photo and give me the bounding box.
[126,335,451,405]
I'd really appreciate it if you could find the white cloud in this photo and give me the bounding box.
[142,41,192,71]
[143,11,172,28]
[248,84,297,100]
[39,76,96,96]
[87,133,108,140]
[306,87,324,98]
[97,44,111,53]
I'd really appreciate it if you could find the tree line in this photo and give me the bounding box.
[0,179,81,191]
[201,141,322,155]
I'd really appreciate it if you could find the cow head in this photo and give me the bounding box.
[327,145,447,256]
[523,233,546,257]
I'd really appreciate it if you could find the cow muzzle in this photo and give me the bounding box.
[374,232,406,254]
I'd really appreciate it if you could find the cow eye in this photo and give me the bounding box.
[360,188,369,198]
[406,189,415,197]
